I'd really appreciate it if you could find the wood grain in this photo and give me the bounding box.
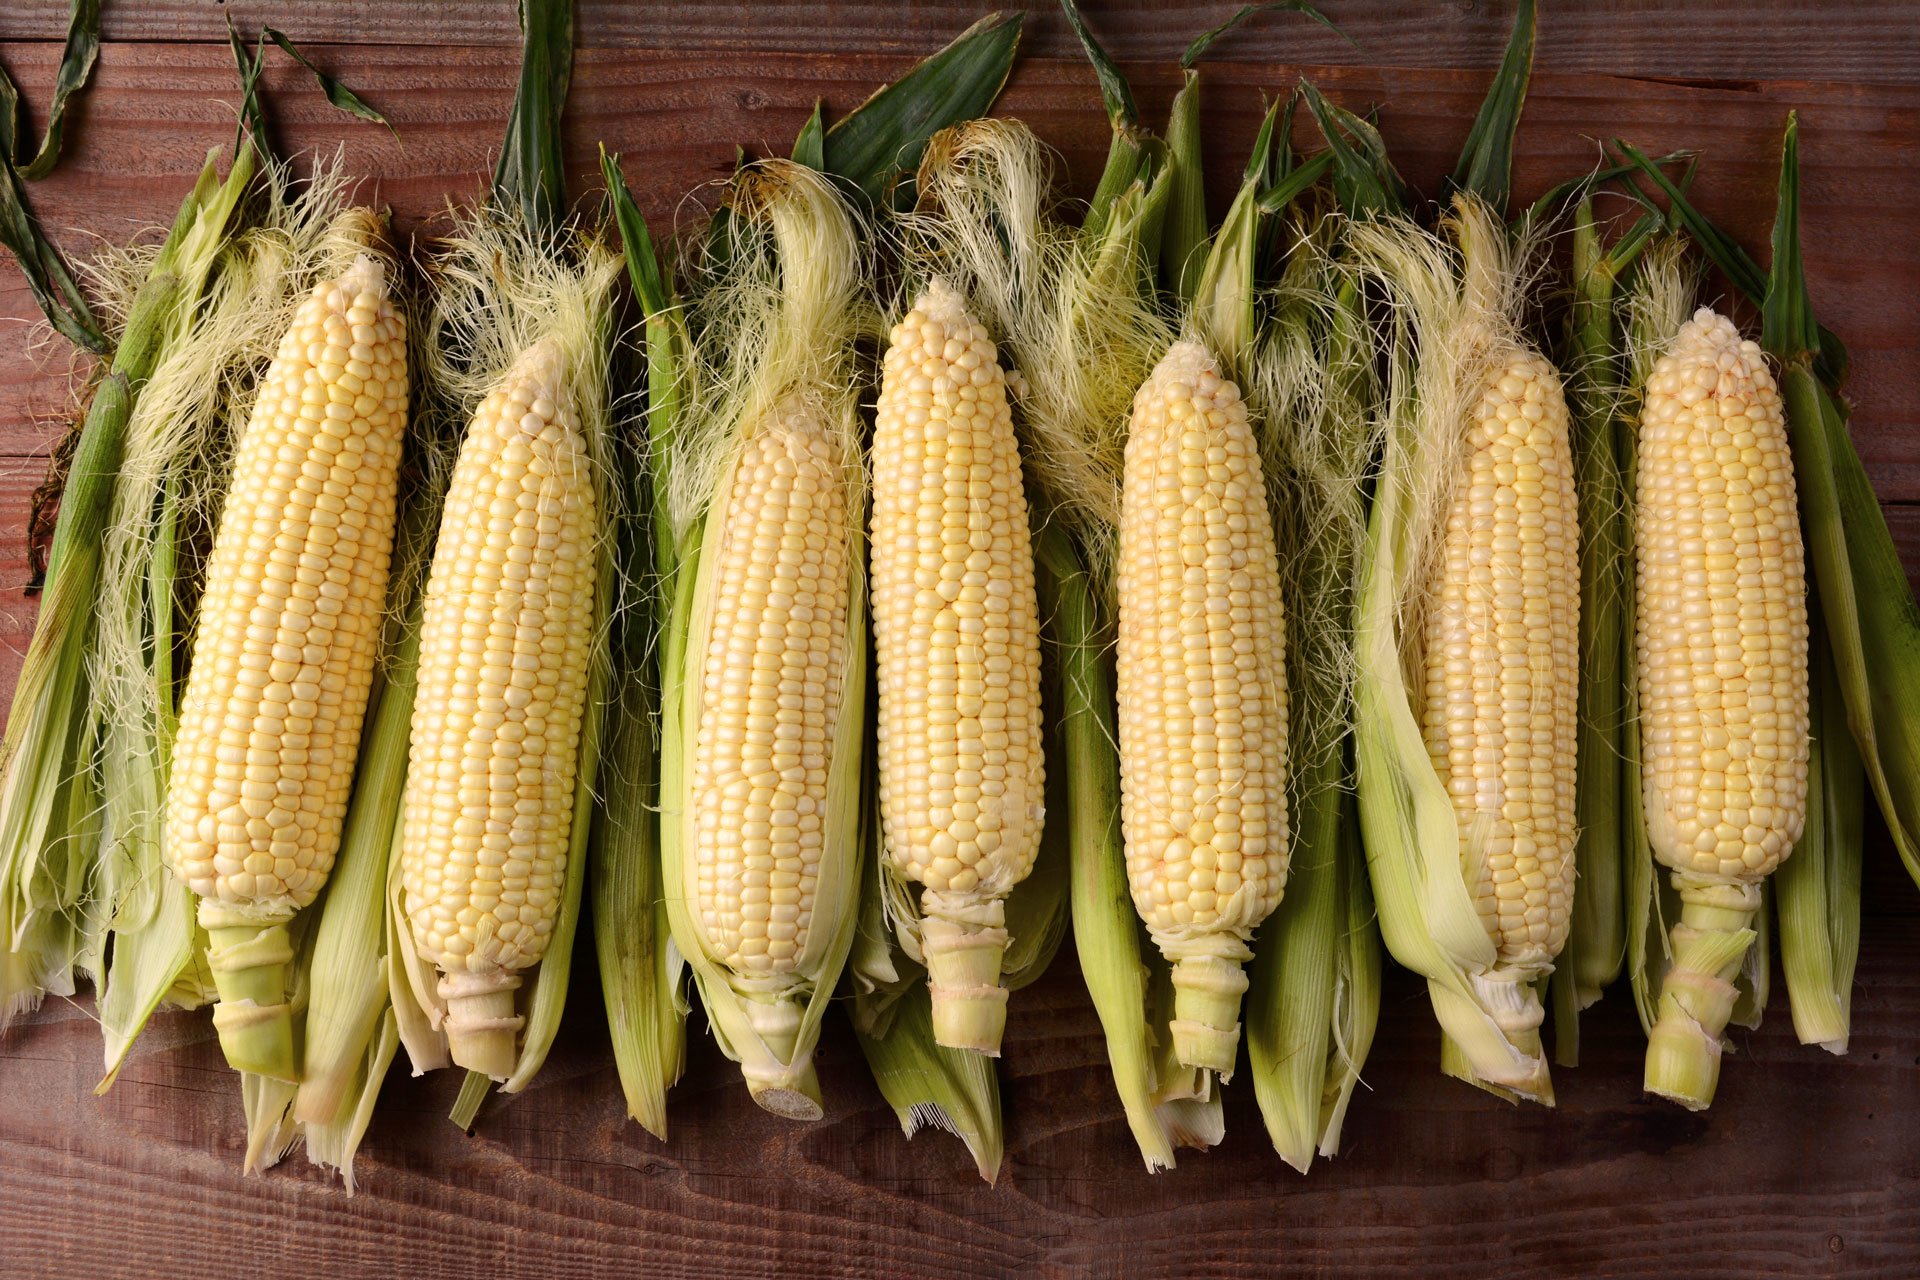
[3,0,1920,86]
[4,916,1918,1279]
[0,46,1915,491]
[1,11,1919,1278]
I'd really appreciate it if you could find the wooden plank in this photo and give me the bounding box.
[2,914,1917,1278]
[0,46,1914,488]
[4,0,1920,86]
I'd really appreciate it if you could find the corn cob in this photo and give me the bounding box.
[1425,352,1580,974]
[1115,339,1289,1075]
[871,279,1045,1055]
[1636,307,1809,1108]
[166,254,408,1080]
[682,398,861,1115]
[403,336,597,1079]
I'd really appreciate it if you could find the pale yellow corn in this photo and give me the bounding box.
[1115,339,1288,1075]
[691,405,851,980]
[1420,351,1579,977]
[169,257,406,918]
[870,279,1044,1054]
[166,254,407,1081]
[1637,309,1809,881]
[1635,308,1808,1108]
[403,336,596,1076]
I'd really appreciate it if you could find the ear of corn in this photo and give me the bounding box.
[402,335,596,1080]
[163,246,408,1081]
[871,279,1046,1056]
[1116,339,1290,1075]
[1635,307,1809,1108]
[1350,197,1576,1104]
[653,162,870,1118]
[1618,113,1920,981]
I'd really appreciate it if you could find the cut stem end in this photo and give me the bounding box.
[205,921,298,1082]
[1642,876,1759,1110]
[921,894,1011,1055]
[440,969,526,1080]
[1169,952,1250,1076]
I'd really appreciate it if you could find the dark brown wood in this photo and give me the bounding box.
[4,1,1920,86]
[3,920,1918,1279]
[1,10,1919,1277]
[0,45,1916,492]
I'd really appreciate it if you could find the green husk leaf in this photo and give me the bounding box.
[1247,253,1382,1168]
[848,756,1004,1183]
[1159,71,1206,302]
[301,1009,401,1193]
[0,150,105,350]
[592,159,689,1135]
[0,0,101,179]
[852,975,1003,1183]
[1001,741,1071,988]
[1190,95,1281,372]
[821,11,1023,208]
[588,638,684,1137]
[1516,152,1687,238]
[1256,151,1332,214]
[1181,1,1347,68]
[1446,0,1534,213]
[1760,117,1920,892]
[1546,198,1633,1062]
[1058,0,1137,127]
[493,0,573,236]
[450,1068,491,1131]
[1036,527,1186,1171]
[792,100,827,170]
[1298,81,1406,219]
[261,27,396,136]
[225,17,268,155]
[0,144,249,1036]
[1775,620,1862,1052]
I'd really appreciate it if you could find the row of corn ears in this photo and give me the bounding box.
[0,0,1906,1188]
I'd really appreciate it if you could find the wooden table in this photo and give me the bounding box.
[1,4,1917,1276]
